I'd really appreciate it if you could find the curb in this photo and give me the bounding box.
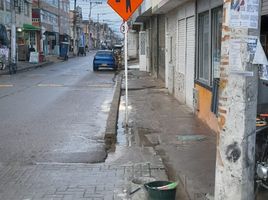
[105,74,122,149]
[20,61,54,72]
[0,61,54,75]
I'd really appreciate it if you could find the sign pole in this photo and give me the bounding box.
[124,21,128,126]
[107,0,144,126]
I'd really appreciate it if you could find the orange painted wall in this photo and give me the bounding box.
[195,84,219,133]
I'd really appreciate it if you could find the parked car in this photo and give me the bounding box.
[93,50,117,71]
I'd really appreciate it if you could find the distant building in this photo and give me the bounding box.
[32,0,70,56]
[0,0,40,61]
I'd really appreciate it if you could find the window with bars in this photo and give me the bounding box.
[140,32,146,55]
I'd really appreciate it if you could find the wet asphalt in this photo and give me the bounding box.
[0,51,116,165]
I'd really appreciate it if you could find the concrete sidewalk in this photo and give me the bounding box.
[122,68,216,199]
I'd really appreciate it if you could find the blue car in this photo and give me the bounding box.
[93,50,117,71]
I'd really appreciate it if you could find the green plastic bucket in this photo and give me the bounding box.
[144,181,177,200]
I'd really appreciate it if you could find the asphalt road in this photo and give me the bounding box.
[0,51,116,165]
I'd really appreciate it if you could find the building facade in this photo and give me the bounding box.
[132,0,268,133]
[0,0,38,61]
[32,0,70,56]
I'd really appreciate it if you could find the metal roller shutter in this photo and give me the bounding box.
[185,16,195,109]
[178,19,186,74]
[158,15,166,81]
[262,0,268,15]
[176,19,186,103]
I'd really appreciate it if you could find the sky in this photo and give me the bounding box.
[69,0,123,36]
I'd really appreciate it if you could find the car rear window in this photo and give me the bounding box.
[96,51,113,57]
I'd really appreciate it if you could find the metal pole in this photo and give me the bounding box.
[11,0,16,64]
[73,0,77,56]
[3,0,6,24]
[89,2,92,19]
[97,13,99,49]
[124,21,128,126]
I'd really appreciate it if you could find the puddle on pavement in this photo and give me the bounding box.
[116,96,134,147]
[101,100,111,113]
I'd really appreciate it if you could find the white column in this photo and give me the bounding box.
[214,1,261,199]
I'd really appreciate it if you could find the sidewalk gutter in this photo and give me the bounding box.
[105,74,122,149]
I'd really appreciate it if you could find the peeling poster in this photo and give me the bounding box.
[229,39,242,69]
[229,0,259,29]
[229,36,258,69]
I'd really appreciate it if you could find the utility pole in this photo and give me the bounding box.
[73,0,77,56]
[88,1,102,19]
[97,13,100,49]
[11,0,16,64]
[214,1,261,199]
[3,0,6,24]
[89,2,92,19]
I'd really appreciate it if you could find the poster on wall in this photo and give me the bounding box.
[229,0,259,29]
[229,39,243,69]
[229,36,258,69]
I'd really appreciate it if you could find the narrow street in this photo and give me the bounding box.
[1,0,268,199]
[0,52,127,200]
[0,51,114,165]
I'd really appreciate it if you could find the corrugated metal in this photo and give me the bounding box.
[177,19,186,103]
[178,19,186,74]
[158,15,166,81]
[262,0,268,15]
[185,16,195,109]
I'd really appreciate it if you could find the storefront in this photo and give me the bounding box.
[43,31,59,56]
[194,0,268,132]
[194,0,223,131]
[17,23,40,61]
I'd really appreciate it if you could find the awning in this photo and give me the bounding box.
[44,31,59,35]
[23,24,40,31]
